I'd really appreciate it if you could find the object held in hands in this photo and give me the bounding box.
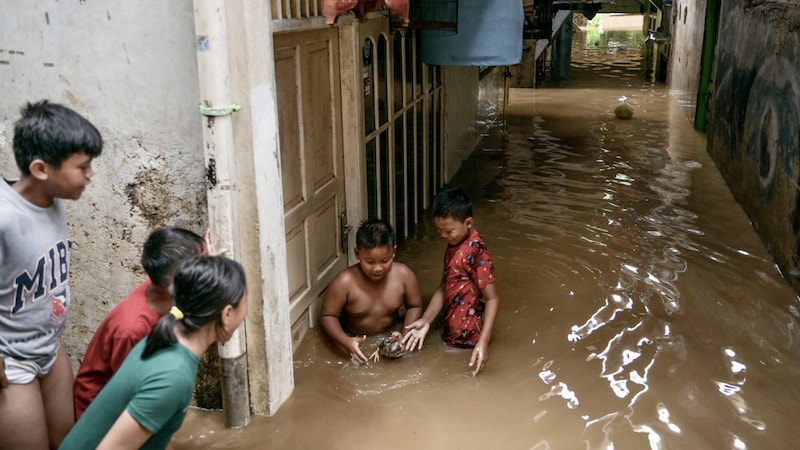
[369,331,404,362]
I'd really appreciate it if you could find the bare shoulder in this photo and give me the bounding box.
[322,267,359,312]
[326,265,367,294]
[332,264,359,283]
[390,261,419,281]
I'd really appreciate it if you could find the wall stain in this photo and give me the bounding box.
[122,156,208,232]
[65,90,85,109]
[125,170,174,229]
[206,157,218,189]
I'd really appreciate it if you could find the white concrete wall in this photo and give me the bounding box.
[442,65,504,182]
[0,1,206,367]
[666,0,707,120]
[442,66,480,181]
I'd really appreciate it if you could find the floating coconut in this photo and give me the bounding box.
[614,102,634,120]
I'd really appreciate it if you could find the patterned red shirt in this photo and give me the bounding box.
[441,229,495,347]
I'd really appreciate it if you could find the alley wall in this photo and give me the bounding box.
[0,1,208,377]
[706,1,800,292]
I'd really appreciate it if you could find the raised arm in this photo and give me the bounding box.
[203,228,228,256]
[319,273,368,364]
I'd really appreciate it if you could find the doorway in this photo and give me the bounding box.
[274,27,349,347]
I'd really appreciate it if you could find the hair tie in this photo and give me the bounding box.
[170,306,184,320]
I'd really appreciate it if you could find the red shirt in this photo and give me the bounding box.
[441,229,496,347]
[73,279,159,419]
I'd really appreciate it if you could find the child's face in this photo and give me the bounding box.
[220,291,249,343]
[230,292,248,331]
[354,245,396,282]
[43,151,95,200]
[434,216,473,246]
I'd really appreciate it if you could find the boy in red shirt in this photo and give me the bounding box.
[73,227,222,418]
[403,187,500,375]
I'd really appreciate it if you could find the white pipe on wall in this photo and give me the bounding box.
[192,0,250,428]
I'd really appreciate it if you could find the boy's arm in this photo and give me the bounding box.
[470,283,499,376]
[402,282,445,352]
[421,283,445,324]
[319,277,369,364]
[400,266,423,330]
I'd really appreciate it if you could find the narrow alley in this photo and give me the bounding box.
[173,19,800,450]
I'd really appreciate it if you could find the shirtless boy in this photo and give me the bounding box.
[320,218,423,364]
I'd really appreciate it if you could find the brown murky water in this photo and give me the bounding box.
[173,23,800,449]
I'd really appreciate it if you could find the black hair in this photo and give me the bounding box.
[142,227,205,287]
[143,255,247,358]
[432,186,473,222]
[355,218,396,249]
[13,100,103,175]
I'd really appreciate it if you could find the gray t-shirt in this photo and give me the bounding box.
[0,178,71,367]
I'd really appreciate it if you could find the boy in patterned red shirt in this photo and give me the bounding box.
[403,186,500,375]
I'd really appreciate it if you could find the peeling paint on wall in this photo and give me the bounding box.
[206,157,218,189]
[744,0,800,52]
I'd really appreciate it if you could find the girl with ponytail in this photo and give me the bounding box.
[61,255,248,450]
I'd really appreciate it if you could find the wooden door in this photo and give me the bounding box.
[274,28,347,347]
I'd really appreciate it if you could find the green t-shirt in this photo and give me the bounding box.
[60,338,200,450]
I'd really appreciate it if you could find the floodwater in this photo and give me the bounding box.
[173,21,800,450]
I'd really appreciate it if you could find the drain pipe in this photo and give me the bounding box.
[192,0,250,428]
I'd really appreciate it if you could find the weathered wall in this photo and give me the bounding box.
[707,0,800,290]
[0,2,207,374]
[667,0,707,122]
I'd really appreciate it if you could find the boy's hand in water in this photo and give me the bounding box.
[469,342,489,376]
[204,228,228,256]
[348,335,369,365]
[402,319,430,352]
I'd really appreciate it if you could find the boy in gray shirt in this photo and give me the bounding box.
[0,100,103,449]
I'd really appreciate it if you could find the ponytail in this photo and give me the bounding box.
[143,314,178,357]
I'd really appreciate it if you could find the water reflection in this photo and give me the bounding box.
[173,21,800,450]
